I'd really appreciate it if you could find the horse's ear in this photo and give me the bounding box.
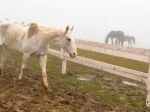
[65,25,69,34]
[70,26,74,31]
[28,23,38,38]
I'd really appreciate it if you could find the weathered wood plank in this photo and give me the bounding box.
[60,48,67,74]
[146,57,150,107]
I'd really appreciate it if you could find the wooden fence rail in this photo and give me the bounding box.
[48,39,150,107]
[48,49,147,82]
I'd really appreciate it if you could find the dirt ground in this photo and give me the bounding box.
[0,59,114,112]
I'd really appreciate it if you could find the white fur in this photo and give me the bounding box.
[0,21,77,90]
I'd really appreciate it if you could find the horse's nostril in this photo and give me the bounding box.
[69,53,72,57]
[69,53,76,58]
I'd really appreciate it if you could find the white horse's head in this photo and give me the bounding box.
[60,26,77,58]
[27,23,77,58]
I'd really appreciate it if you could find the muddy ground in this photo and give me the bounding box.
[0,59,115,112]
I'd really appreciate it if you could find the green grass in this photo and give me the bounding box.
[11,46,150,112]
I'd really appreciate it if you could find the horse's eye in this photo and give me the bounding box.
[67,38,71,42]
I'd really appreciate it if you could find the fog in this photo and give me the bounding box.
[0,0,150,48]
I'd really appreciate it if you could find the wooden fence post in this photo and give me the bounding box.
[146,57,150,107]
[61,48,67,74]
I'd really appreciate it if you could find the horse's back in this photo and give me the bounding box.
[0,21,27,50]
[0,22,11,45]
[108,31,124,38]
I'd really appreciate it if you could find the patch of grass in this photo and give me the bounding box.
[10,48,150,112]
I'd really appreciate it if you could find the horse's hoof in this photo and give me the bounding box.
[44,87,52,93]
[47,88,52,93]
[18,75,22,80]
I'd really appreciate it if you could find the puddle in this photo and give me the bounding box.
[77,77,90,81]
[77,74,113,81]
[122,81,138,87]
[77,74,95,81]
[103,77,112,81]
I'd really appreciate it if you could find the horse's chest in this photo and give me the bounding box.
[30,45,48,57]
[23,40,48,55]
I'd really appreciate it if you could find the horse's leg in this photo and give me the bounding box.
[0,45,8,76]
[117,39,120,46]
[40,55,50,91]
[111,38,114,44]
[0,47,2,75]
[128,41,129,47]
[118,40,121,45]
[0,57,5,76]
[128,40,131,47]
[130,40,132,47]
[121,40,124,46]
[18,53,30,80]
[115,39,117,45]
[116,39,120,45]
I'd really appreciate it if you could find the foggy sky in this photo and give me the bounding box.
[0,0,150,48]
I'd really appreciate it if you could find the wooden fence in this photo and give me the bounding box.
[48,39,150,107]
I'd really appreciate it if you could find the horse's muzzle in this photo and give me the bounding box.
[69,52,77,58]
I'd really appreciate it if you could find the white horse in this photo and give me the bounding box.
[0,21,77,91]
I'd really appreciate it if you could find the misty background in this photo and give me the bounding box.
[0,0,149,48]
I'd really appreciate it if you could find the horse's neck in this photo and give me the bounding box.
[46,37,59,45]
[43,30,63,46]
[45,29,63,39]
[105,36,110,40]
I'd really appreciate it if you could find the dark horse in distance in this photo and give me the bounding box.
[105,31,125,46]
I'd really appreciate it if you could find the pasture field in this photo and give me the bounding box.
[0,45,150,112]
